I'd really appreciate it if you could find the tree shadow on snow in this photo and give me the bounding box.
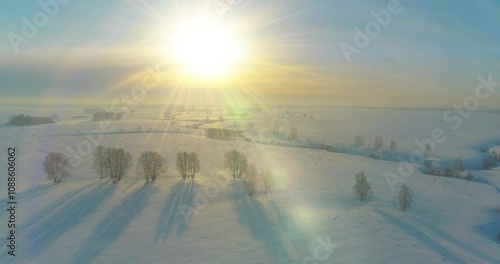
[22,181,116,261]
[266,198,308,253]
[155,178,196,242]
[71,183,155,264]
[0,183,55,216]
[21,181,99,229]
[232,182,292,264]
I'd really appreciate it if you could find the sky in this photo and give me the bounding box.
[1,0,499,108]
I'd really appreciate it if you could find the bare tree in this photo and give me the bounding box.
[92,145,108,179]
[137,151,166,183]
[289,127,298,140]
[390,140,397,152]
[176,151,200,179]
[353,172,372,202]
[353,135,364,147]
[397,184,413,211]
[243,164,257,196]
[43,152,71,183]
[225,149,247,179]
[176,151,189,179]
[374,137,383,150]
[189,152,200,178]
[425,143,432,156]
[105,147,132,183]
[261,169,274,195]
[454,157,464,172]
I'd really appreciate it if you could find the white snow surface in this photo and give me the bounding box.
[0,106,498,263]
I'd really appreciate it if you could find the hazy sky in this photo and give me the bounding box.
[1,0,499,107]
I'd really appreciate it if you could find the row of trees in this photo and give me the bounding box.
[353,135,397,152]
[44,147,199,184]
[224,149,274,196]
[43,147,274,196]
[353,171,413,211]
[7,114,54,126]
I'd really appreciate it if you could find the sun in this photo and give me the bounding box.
[167,18,247,79]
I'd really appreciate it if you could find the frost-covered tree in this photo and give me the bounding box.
[92,145,108,179]
[353,135,364,147]
[390,140,397,152]
[188,152,200,178]
[105,147,132,183]
[177,151,189,179]
[43,152,71,183]
[374,137,383,150]
[353,172,372,202]
[243,164,257,196]
[137,151,166,183]
[397,184,413,211]
[425,143,432,156]
[261,169,274,195]
[176,151,200,179]
[225,149,247,179]
[454,157,464,172]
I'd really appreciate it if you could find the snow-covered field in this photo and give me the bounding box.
[0,105,499,263]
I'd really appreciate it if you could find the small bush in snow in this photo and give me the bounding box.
[242,164,257,196]
[425,160,436,175]
[225,149,247,179]
[353,172,373,202]
[492,151,500,161]
[483,155,496,170]
[374,137,383,150]
[443,168,458,178]
[425,143,432,156]
[261,169,274,195]
[397,184,413,211]
[43,152,71,183]
[390,140,396,152]
[454,157,464,172]
[353,135,364,147]
[463,173,475,181]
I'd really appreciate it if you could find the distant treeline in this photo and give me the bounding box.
[92,111,125,121]
[7,114,54,126]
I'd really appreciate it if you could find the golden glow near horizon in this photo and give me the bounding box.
[166,17,247,79]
